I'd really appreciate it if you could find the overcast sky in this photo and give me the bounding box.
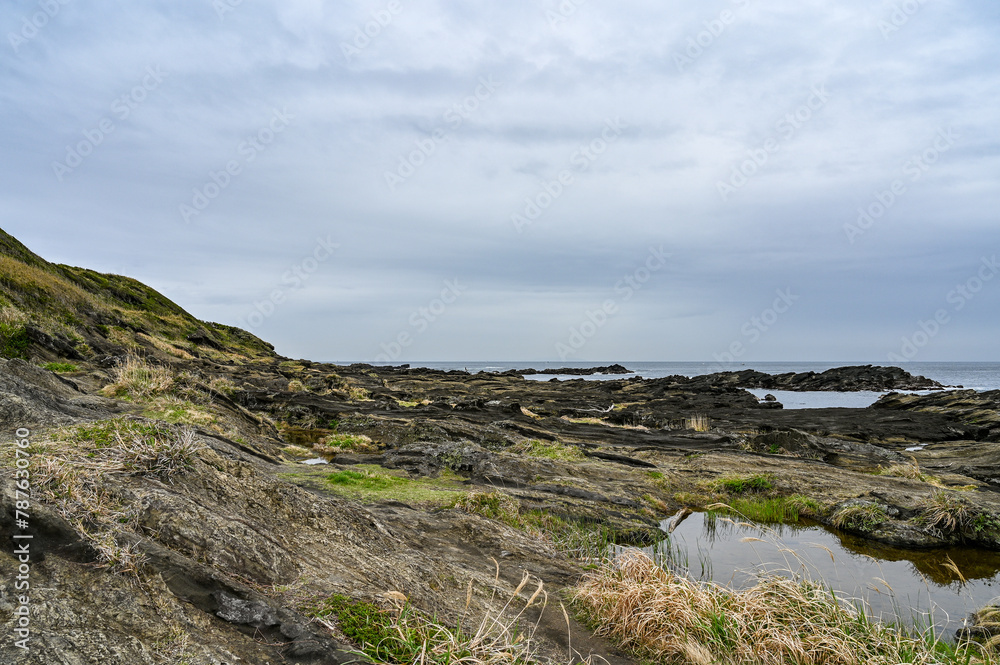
[2,0,998,363]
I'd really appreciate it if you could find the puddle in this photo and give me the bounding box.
[624,512,1000,636]
[301,458,329,465]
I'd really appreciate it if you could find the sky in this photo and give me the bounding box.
[1,0,998,363]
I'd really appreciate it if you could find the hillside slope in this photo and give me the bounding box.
[0,228,274,363]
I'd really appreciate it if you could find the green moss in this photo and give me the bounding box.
[305,595,409,662]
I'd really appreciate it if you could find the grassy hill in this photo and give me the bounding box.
[0,228,275,363]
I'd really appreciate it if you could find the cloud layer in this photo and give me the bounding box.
[2,0,998,362]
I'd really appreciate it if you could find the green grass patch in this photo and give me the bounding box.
[321,465,464,505]
[320,433,378,453]
[708,495,822,524]
[43,361,80,373]
[714,473,774,495]
[0,322,30,359]
[70,418,173,450]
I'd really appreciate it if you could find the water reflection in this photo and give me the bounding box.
[630,512,1000,635]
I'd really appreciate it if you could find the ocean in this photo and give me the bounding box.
[348,361,1000,409]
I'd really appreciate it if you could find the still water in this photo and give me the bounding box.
[627,512,1000,636]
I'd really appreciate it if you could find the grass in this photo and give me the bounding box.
[321,465,465,506]
[11,418,203,575]
[455,490,622,562]
[142,396,218,428]
[102,354,174,399]
[510,439,586,461]
[573,549,993,665]
[319,433,378,453]
[714,473,775,495]
[708,495,822,524]
[919,491,973,536]
[875,459,946,487]
[831,503,890,534]
[305,572,554,665]
[0,305,30,359]
[43,361,80,373]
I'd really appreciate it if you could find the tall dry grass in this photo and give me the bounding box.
[310,567,570,665]
[573,549,991,665]
[102,354,175,398]
[25,419,203,576]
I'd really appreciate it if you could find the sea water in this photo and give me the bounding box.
[349,361,1000,409]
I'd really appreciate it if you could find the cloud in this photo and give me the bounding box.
[1,0,998,362]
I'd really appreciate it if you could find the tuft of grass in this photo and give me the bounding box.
[714,473,774,495]
[686,414,711,432]
[510,439,586,461]
[0,305,31,359]
[102,354,174,399]
[708,494,822,525]
[831,503,889,534]
[207,376,238,397]
[346,385,371,401]
[306,574,553,665]
[455,491,521,523]
[875,459,945,487]
[455,490,621,562]
[919,491,973,535]
[43,361,80,373]
[287,379,307,392]
[17,418,203,575]
[319,433,378,453]
[574,549,992,665]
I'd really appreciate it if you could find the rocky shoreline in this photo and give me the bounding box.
[2,228,1000,663]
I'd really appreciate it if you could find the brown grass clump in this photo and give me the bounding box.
[573,550,984,665]
[920,491,974,535]
[102,354,175,399]
[308,567,559,665]
[23,419,203,576]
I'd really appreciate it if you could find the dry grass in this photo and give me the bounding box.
[560,416,649,431]
[0,254,93,308]
[875,457,945,487]
[0,304,28,327]
[573,549,990,665]
[455,491,522,523]
[686,415,712,432]
[138,332,195,359]
[102,354,175,399]
[24,419,203,576]
[831,503,889,534]
[308,566,563,665]
[920,491,974,535]
[317,433,378,453]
